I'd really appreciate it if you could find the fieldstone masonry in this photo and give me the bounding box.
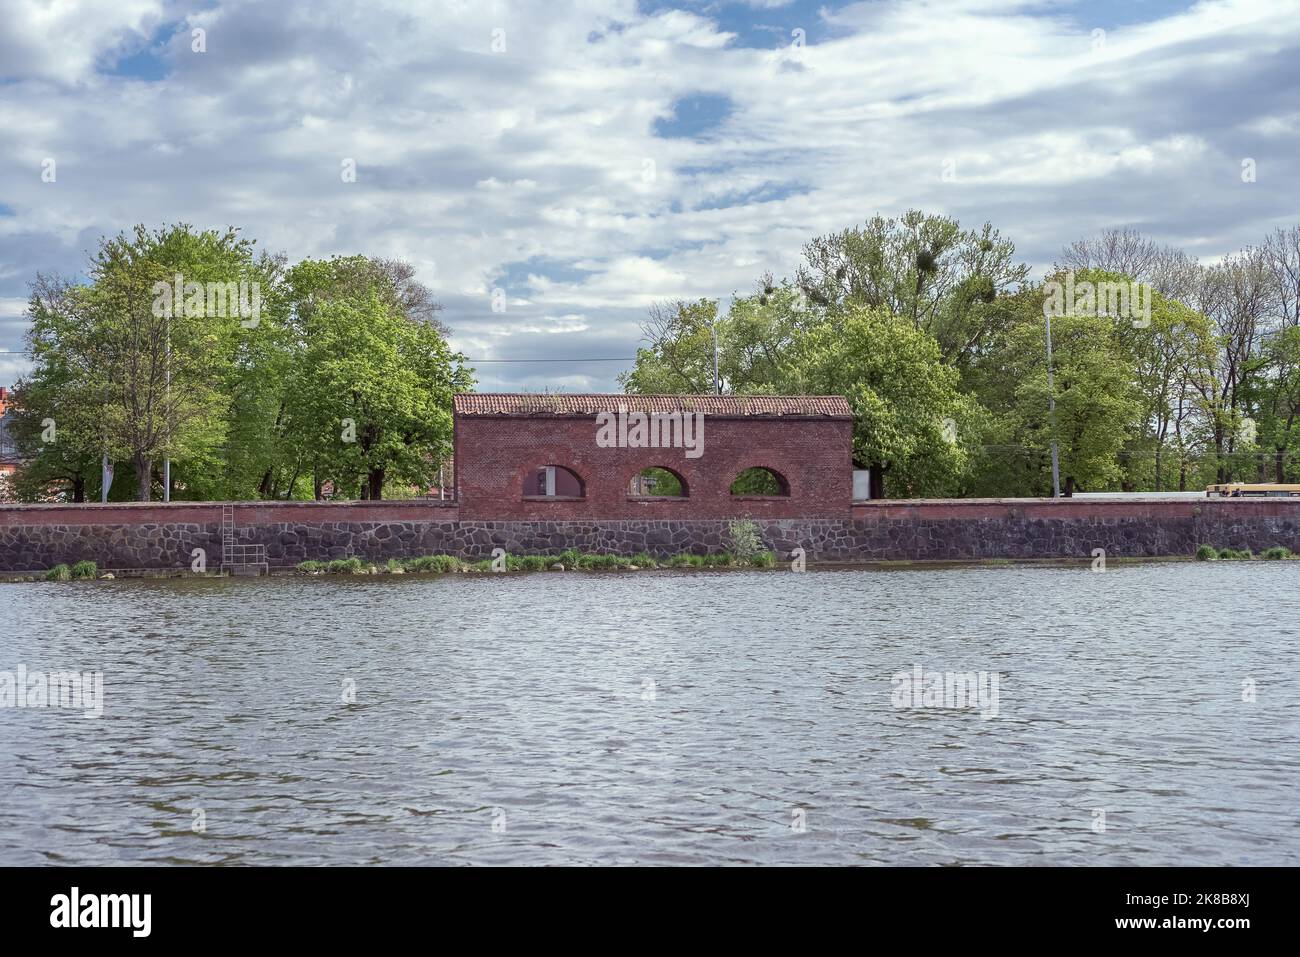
[1,498,1298,572]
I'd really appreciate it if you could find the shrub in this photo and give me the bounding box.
[45,564,72,581]
[727,519,764,559]
[746,551,776,569]
[386,559,405,572]
[71,560,98,580]
[515,555,549,571]
[631,552,658,569]
[1217,548,1252,560]
[1263,546,1292,561]
[297,560,325,573]
[326,557,364,574]
[1194,544,1218,561]
[557,548,582,568]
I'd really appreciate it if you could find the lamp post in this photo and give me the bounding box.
[163,312,171,503]
[711,320,720,395]
[101,380,113,502]
[1045,311,1061,499]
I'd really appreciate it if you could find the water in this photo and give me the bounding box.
[2,563,1297,865]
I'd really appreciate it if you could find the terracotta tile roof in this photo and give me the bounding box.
[454,393,852,418]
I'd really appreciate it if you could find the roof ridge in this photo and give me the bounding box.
[453,392,852,417]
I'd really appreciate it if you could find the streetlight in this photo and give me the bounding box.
[101,378,113,502]
[711,320,719,395]
[1045,310,1061,498]
[163,310,170,503]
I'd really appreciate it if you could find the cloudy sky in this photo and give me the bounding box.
[1,0,1297,391]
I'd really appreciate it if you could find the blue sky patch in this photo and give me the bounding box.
[494,256,600,292]
[693,181,812,212]
[100,22,180,80]
[653,93,734,140]
[638,0,845,49]
[1062,0,1196,30]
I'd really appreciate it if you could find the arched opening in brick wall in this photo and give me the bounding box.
[730,466,789,497]
[525,465,585,499]
[628,466,688,498]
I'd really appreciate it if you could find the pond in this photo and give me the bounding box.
[1,562,1296,865]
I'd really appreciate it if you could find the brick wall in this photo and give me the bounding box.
[454,414,854,520]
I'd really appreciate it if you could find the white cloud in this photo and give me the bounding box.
[1243,113,1300,136]
[0,0,166,84]
[0,0,1297,390]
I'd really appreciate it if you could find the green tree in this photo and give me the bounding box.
[619,298,721,394]
[1113,275,1215,491]
[795,210,1029,367]
[1246,326,1300,483]
[14,225,276,501]
[781,306,966,497]
[620,281,810,397]
[282,257,472,499]
[994,282,1143,495]
[7,276,106,501]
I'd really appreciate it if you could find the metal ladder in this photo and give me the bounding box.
[220,504,267,576]
[221,505,234,558]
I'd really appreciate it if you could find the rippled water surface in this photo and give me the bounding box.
[2,563,1298,865]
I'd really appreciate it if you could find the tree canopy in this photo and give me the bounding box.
[8,226,472,502]
[10,214,1300,502]
[622,216,1300,497]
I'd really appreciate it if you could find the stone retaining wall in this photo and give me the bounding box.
[1,498,1297,572]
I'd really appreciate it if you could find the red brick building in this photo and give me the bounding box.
[452,393,853,520]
